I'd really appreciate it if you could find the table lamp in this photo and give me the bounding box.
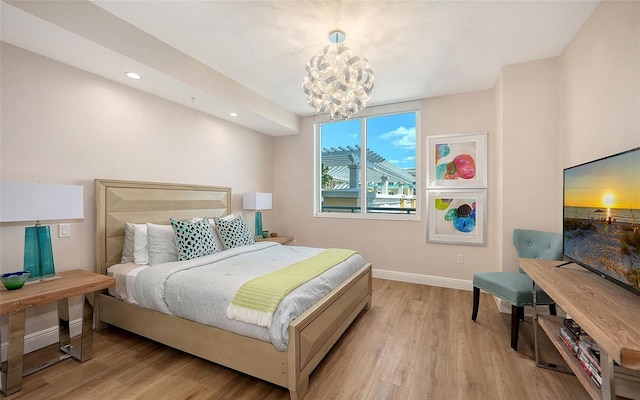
[243,192,272,238]
[0,182,84,280]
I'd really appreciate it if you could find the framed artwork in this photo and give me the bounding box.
[426,132,487,189]
[427,190,486,245]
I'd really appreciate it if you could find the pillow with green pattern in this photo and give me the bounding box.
[214,214,255,249]
[170,217,219,260]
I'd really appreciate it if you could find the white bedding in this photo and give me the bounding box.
[107,263,147,304]
[107,241,365,351]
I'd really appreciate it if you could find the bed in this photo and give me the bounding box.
[94,179,372,400]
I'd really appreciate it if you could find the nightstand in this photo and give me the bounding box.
[255,235,295,246]
[0,269,115,395]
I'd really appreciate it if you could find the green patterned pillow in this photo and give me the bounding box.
[214,215,255,249]
[170,217,219,260]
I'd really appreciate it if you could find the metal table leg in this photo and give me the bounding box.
[58,294,94,361]
[0,310,25,396]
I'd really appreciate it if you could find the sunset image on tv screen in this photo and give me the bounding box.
[563,148,640,291]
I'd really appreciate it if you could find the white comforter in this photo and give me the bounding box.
[132,242,365,351]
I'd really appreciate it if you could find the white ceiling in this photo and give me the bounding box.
[1,0,600,136]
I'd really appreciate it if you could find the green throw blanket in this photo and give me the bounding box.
[226,248,358,327]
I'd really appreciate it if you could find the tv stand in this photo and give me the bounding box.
[520,258,640,400]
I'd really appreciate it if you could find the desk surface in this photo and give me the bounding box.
[520,258,640,370]
[0,269,114,314]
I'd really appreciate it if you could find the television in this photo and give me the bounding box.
[563,147,640,296]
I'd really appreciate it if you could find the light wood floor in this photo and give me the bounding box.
[8,279,590,400]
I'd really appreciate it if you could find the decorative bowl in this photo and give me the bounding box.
[1,271,31,290]
[270,232,278,237]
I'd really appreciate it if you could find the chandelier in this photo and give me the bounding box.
[302,31,374,120]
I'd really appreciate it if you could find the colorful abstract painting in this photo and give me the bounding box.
[427,190,486,245]
[427,132,487,189]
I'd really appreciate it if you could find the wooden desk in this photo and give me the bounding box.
[0,269,114,395]
[520,258,640,400]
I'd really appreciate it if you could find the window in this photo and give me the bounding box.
[316,103,420,220]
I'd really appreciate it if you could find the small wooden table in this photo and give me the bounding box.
[255,235,295,246]
[0,269,114,395]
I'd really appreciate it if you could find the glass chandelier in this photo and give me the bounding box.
[302,31,374,120]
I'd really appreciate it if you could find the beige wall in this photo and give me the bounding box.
[274,90,496,287]
[274,56,558,282]
[559,0,640,167]
[495,57,561,271]
[1,43,274,334]
[493,70,505,273]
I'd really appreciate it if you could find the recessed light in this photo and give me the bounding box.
[126,72,141,80]
[229,112,238,117]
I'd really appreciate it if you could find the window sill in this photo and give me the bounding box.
[314,212,421,222]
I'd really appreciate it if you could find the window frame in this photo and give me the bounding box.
[314,101,421,221]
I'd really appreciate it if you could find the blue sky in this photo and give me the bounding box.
[320,112,417,169]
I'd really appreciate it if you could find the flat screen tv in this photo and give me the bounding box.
[563,147,640,296]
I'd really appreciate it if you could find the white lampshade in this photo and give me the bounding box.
[0,182,84,222]
[243,192,272,211]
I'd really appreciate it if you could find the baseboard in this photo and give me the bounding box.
[370,270,563,317]
[372,268,473,291]
[1,318,83,362]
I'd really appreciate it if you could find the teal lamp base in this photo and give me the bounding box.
[24,225,56,280]
[254,210,263,238]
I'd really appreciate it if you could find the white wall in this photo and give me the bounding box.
[559,0,640,167]
[0,43,274,335]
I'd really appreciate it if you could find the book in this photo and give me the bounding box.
[579,352,602,387]
[563,318,582,338]
[559,327,579,355]
[578,337,601,373]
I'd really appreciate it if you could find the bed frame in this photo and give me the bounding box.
[94,179,372,399]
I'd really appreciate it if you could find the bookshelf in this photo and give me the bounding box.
[538,316,601,398]
[519,258,640,400]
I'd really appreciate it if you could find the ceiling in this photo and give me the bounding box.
[1,0,600,136]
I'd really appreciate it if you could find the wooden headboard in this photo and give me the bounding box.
[95,179,231,275]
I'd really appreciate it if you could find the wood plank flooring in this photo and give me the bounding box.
[7,279,590,399]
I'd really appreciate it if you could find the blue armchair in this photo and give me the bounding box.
[472,229,563,350]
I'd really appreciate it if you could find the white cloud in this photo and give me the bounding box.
[378,126,416,150]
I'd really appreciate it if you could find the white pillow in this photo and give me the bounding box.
[121,222,135,263]
[221,213,236,221]
[146,223,179,266]
[133,223,149,265]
